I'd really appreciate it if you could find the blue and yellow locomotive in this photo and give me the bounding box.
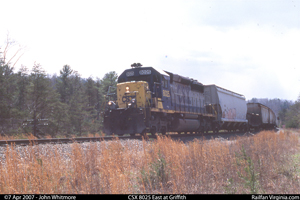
[103,63,218,135]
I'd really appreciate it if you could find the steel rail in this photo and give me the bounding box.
[0,130,256,146]
[0,137,105,146]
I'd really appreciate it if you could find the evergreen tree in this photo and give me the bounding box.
[95,78,103,121]
[285,96,300,128]
[68,71,88,136]
[15,66,30,115]
[100,71,118,102]
[27,63,59,136]
[57,65,73,104]
[84,77,100,133]
[46,98,68,137]
[0,52,18,133]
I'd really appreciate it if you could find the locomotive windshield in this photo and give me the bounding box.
[117,67,166,97]
[118,74,160,83]
[119,75,151,83]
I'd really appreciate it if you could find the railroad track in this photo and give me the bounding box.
[0,130,255,146]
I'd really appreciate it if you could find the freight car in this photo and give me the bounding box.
[247,103,277,131]
[204,85,248,132]
[103,64,249,136]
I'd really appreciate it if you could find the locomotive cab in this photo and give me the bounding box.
[117,66,169,98]
[103,64,170,135]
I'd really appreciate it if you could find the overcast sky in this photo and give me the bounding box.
[1,0,300,101]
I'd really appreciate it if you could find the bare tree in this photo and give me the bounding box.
[1,32,26,68]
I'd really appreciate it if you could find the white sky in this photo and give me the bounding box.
[1,0,300,101]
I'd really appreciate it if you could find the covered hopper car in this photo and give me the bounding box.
[204,85,248,132]
[247,103,277,131]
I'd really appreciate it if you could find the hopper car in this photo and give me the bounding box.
[247,103,277,131]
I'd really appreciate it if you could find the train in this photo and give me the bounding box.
[103,63,277,136]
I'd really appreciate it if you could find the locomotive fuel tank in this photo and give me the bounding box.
[171,118,200,132]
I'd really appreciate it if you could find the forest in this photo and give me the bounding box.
[0,43,118,137]
[0,61,118,137]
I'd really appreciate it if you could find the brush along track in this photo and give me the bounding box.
[0,130,256,146]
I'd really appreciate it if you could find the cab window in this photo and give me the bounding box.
[162,76,168,88]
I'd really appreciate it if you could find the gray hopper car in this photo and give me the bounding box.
[247,103,277,131]
[204,85,248,132]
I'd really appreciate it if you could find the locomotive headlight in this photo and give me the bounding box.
[107,101,116,110]
[125,86,130,93]
[107,101,115,106]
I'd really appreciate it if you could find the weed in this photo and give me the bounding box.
[235,145,260,194]
[224,178,237,194]
[139,150,169,192]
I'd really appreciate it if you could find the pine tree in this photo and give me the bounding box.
[84,77,99,134]
[285,96,300,128]
[27,63,59,136]
[15,66,30,117]
[72,74,88,136]
[100,71,118,102]
[0,52,18,133]
[57,65,73,103]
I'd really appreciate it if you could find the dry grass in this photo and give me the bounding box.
[0,133,38,141]
[0,130,300,194]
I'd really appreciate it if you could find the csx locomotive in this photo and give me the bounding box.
[103,63,276,136]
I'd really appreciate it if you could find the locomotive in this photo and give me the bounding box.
[103,64,276,136]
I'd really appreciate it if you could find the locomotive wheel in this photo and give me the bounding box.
[161,127,166,135]
[214,127,219,133]
[142,133,148,137]
[150,127,156,135]
[141,129,147,137]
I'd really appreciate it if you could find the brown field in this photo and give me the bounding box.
[0,130,300,194]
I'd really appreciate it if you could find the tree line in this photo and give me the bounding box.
[0,50,117,137]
